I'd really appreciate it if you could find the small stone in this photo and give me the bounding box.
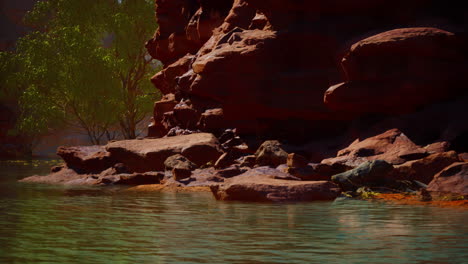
[255,140,288,167]
[172,167,192,180]
[164,154,197,171]
[287,153,308,168]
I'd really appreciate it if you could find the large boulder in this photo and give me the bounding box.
[146,0,468,143]
[331,160,394,191]
[210,167,341,202]
[106,133,223,172]
[325,28,467,116]
[342,28,460,82]
[390,151,460,184]
[322,129,427,167]
[57,146,115,174]
[427,162,468,196]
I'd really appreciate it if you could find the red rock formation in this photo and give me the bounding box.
[390,151,461,184]
[427,162,468,196]
[322,129,428,167]
[324,28,467,116]
[56,145,115,174]
[210,167,341,202]
[106,133,222,172]
[146,0,468,147]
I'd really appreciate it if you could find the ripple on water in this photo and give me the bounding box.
[1,164,468,263]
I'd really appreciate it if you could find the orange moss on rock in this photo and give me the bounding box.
[373,193,468,209]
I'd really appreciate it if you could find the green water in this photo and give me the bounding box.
[1,162,467,264]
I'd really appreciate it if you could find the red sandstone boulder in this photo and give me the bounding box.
[427,162,468,196]
[189,29,337,127]
[424,141,451,154]
[287,153,308,168]
[389,151,460,184]
[221,0,256,32]
[106,133,223,172]
[153,94,178,121]
[145,0,199,65]
[210,167,341,202]
[57,146,115,174]
[325,28,467,116]
[146,0,468,143]
[151,55,194,95]
[197,108,227,134]
[342,28,460,81]
[322,129,427,167]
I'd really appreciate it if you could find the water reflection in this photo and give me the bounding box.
[0,163,467,263]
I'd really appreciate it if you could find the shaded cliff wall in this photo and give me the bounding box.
[146,0,468,147]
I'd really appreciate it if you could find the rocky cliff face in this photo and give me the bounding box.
[146,0,468,149]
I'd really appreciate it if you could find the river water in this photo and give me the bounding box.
[1,161,467,264]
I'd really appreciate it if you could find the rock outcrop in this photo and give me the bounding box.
[322,129,427,168]
[427,162,468,196]
[146,0,468,145]
[56,146,114,173]
[390,151,461,184]
[106,133,222,172]
[324,27,466,117]
[19,0,468,205]
[210,167,341,202]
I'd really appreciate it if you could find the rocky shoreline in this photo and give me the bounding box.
[21,0,468,207]
[21,128,467,206]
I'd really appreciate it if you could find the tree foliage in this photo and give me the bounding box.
[0,0,160,145]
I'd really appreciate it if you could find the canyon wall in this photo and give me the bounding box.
[146,0,468,150]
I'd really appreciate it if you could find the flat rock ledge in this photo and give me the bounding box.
[210,167,341,202]
[106,133,222,172]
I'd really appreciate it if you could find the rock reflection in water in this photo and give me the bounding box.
[1,164,467,263]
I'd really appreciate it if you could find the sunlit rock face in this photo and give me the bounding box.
[146,0,468,144]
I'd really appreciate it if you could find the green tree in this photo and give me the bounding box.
[1,0,160,146]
